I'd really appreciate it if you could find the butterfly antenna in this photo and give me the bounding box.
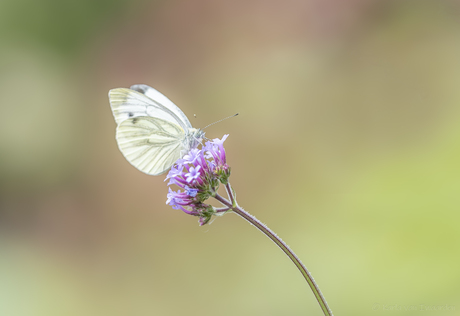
[202,113,239,130]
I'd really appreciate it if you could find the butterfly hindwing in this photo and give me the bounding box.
[116,116,186,175]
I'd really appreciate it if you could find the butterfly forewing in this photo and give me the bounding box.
[116,116,186,175]
[109,88,189,130]
[130,84,192,129]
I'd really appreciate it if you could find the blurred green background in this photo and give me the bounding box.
[1,0,460,315]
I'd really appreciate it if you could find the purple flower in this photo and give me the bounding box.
[204,142,217,159]
[212,134,229,149]
[165,165,184,186]
[165,135,231,225]
[185,185,198,197]
[185,165,201,183]
[205,134,229,166]
[182,148,200,164]
[166,188,182,210]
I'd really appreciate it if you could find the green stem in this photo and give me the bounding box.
[214,191,333,316]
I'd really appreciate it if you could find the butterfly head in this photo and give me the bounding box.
[186,128,206,152]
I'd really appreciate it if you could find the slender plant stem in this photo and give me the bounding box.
[215,207,231,213]
[214,191,333,316]
[224,182,235,205]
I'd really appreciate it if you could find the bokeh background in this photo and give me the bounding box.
[1,0,460,315]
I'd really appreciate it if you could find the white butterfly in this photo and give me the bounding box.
[108,84,205,175]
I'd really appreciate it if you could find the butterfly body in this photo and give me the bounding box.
[108,84,204,175]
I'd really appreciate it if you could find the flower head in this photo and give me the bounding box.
[165,135,231,225]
